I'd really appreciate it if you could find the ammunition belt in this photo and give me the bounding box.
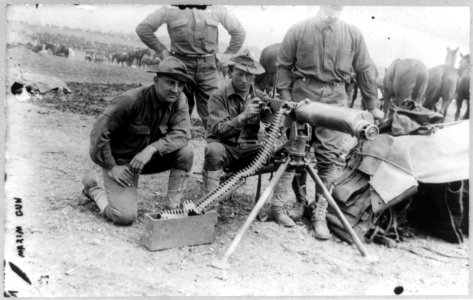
[158,106,287,219]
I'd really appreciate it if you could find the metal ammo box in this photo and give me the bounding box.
[141,211,218,251]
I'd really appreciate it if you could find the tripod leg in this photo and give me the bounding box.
[305,163,370,257]
[211,158,291,269]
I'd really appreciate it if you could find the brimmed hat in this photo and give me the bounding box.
[227,49,265,75]
[146,56,195,85]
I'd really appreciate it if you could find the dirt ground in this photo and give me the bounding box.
[2,47,470,297]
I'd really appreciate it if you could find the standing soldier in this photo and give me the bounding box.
[136,5,246,130]
[81,57,194,226]
[276,6,384,239]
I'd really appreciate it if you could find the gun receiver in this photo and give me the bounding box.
[261,97,379,140]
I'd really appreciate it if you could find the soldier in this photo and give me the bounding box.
[276,6,384,239]
[136,5,246,130]
[81,57,194,226]
[203,50,299,227]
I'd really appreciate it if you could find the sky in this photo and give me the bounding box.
[6,4,471,71]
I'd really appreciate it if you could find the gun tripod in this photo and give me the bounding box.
[211,121,376,270]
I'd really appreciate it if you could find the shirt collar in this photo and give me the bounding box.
[315,17,338,32]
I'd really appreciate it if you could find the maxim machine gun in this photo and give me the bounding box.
[141,96,379,268]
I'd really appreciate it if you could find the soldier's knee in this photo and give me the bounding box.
[205,142,225,160]
[106,207,137,226]
[175,146,193,171]
[204,142,226,170]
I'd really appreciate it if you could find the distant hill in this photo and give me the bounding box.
[7,20,169,54]
[8,20,262,60]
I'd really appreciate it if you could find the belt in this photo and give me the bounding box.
[300,77,345,87]
[171,50,215,58]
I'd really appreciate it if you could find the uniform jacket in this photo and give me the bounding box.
[207,83,261,145]
[136,5,245,56]
[276,16,378,109]
[89,85,191,170]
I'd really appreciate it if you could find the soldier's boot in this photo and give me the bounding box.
[287,170,307,222]
[311,195,332,240]
[81,172,108,214]
[270,205,296,227]
[164,169,190,210]
[270,171,296,227]
[203,169,223,212]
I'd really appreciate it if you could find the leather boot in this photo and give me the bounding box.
[271,171,296,227]
[203,169,223,212]
[81,172,108,214]
[165,169,190,209]
[311,195,331,240]
[203,169,222,195]
[270,205,296,227]
[288,170,307,222]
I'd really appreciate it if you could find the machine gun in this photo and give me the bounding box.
[151,97,380,267]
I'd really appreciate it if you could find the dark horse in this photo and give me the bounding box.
[129,48,151,68]
[423,48,469,119]
[423,49,468,119]
[455,53,470,120]
[383,58,429,115]
[45,43,69,57]
[112,53,131,66]
[254,43,281,95]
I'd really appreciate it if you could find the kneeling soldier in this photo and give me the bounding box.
[82,57,194,226]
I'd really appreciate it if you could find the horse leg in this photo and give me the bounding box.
[439,96,453,119]
[382,96,392,119]
[455,98,463,121]
[463,99,470,120]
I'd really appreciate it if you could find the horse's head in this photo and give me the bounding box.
[445,46,460,67]
[459,53,470,75]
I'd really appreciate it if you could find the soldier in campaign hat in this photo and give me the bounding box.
[81,56,194,226]
[202,50,299,227]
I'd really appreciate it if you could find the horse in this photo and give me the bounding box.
[141,55,161,67]
[129,48,151,68]
[54,45,70,57]
[383,58,429,116]
[445,46,459,67]
[254,43,281,95]
[423,49,468,119]
[455,54,470,120]
[94,52,106,64]
[112,52,131,66]
[45,43,69,57]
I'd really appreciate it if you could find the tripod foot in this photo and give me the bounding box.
[210,257,230,270]
[364,254,380,263]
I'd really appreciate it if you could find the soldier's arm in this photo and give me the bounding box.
[148,95,191,155]
[276,25,298,101]
[89,96,132,170]
[208,92,243,139]
[136,6,169,54]
[351,29,378,111]
[216,7,246,54]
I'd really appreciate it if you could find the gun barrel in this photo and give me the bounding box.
[294,99,379,140]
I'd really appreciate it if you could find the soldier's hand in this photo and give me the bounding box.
[108,165,134,187]
[129,146,156,174]
[241,98,262,121]
[367,107,385,124]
